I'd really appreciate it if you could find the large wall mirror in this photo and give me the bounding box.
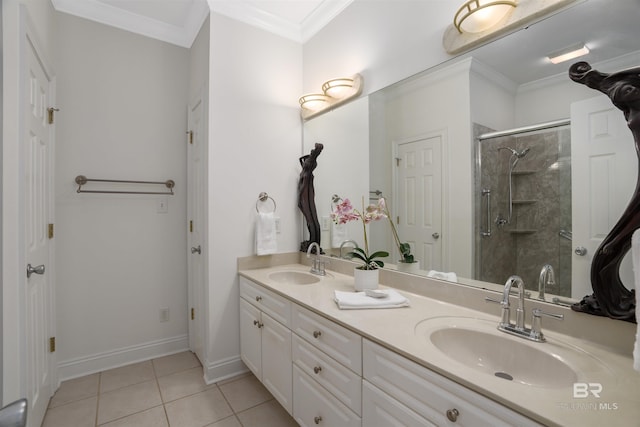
[302,0,639,314]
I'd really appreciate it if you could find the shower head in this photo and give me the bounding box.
[498,146,530,158]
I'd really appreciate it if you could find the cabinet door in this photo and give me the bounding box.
[262,313,293,415]
[293,366,361,427]
[240,298,262,378]
[363,380,435,427]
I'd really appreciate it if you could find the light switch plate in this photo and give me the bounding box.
[157,197,169,214]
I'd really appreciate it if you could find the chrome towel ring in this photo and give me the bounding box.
[256,192,276,213]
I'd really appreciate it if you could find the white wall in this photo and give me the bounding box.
[378,60,474,277]
[2,0,57,403]
[54,12,190,378]
[303,97,370,251]
[204,12,302,382]
[303,0,458,96]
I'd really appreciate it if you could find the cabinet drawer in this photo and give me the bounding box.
[363,380,434,427]
[292,335,362,415]
[240,277,291,327]
[292,304,362,375]
[363,339,541,427]
[293,365,361,427]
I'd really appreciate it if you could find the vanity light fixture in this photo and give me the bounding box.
[547,44,590,64]
[299,74,363,120]
[454,0,517,34]
[443,0,578,54]
[299,94,331,112]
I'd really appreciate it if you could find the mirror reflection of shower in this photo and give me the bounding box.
[474,121,572,297]
[495,146,531,226]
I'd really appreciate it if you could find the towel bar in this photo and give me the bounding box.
[75,175,175,195]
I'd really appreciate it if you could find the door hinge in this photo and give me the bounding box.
[47,107,59,124]
[189,220,193,233]
[48,223,54,239]
[49,337,56,353]
[397,216,400,225]
[191,308,195,320]
[395,157,401,167]
[187,130,193,144]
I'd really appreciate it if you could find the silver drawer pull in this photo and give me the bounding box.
[446,408,459,422]
[253,320,263,328]
[313,366,322,374]
[255,296,262,302]
[314,416,322,424]
[313,330,322,339]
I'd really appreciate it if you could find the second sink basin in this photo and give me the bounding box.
[415,316,609,389]
[268,270,321,285]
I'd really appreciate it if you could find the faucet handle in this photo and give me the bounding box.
[485,297,510,327]
[530,308,564,342]
[485,297,503,305]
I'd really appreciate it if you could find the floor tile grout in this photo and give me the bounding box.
[44,352,291,427]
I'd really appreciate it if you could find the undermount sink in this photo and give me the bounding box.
[415,317,608,389]
[268,270,321,285]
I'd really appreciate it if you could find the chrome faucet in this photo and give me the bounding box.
[339,240,358,259]
[306,242,327,276]
[486,275,563,342]
[537,264,555,301]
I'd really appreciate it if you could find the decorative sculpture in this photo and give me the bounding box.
[569,61,638,322]
[298,143,324,253]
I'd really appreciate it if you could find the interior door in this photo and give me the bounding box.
[24,35,55,427]
[394,134,443,270]
[187,94,206,363]
[571,95,636,299]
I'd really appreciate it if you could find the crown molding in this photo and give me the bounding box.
[52,0,209,48]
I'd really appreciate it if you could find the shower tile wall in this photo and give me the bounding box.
[474,124,572,297]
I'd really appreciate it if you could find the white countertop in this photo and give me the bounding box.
[238,262,640,427]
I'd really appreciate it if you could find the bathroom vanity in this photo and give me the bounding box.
[238,253,640,426]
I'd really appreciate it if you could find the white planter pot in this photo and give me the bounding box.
[397,260,420,273]
[353,267,379,291]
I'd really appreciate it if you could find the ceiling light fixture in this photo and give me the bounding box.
[454,0,517,34]
[547,44,590,64]
[299,74,363,120]
[443,0,579,55]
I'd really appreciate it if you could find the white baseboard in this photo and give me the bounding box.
[57,334,189,382]
[203,355,248,385]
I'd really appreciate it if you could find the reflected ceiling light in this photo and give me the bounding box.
[454,0,517,34]
[299,74,363,120]
[547,44,590,64]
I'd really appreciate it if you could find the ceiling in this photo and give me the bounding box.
[51,0,354,48]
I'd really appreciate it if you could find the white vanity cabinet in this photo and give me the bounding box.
[291,304,363,424]
[239,277,293,414]
[362,339,541,427]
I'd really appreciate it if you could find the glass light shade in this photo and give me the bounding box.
[299,94,331,111]
[454,0,517,33]
[322,78,355,98]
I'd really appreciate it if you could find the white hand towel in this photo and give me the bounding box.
[632,229,640,371]
[255,212,277,255]
[427,270,458,282]
[334,289,410,310]
[331,222,348,248]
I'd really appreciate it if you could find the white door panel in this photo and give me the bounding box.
[571,95,635,298]
[395,135,443,270]
[188,94,206,363]
[24,35,55,427]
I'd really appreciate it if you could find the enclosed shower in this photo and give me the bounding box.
[474,121,572,297]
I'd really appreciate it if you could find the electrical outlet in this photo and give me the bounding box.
[275,217,281,234]
[157,197,169,214]
[160,308,170,322]
[321,216,331,231]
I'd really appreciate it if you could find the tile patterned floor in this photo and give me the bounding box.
[43,352,298,427]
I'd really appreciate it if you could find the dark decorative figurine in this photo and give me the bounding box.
[569,61,638,322]
[298,143,324,253]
